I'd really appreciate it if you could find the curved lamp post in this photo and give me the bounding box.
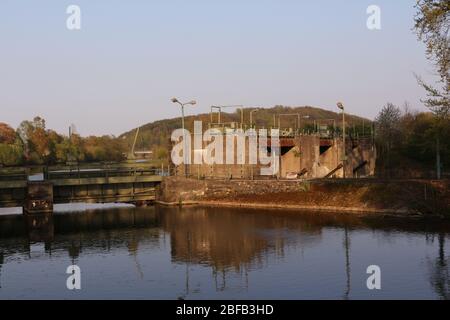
[337,102,346,178]
[171,98,197,177]
[249,109,259,128]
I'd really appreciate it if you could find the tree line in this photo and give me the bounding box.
[375,103,449,178]
[0,117,127,166]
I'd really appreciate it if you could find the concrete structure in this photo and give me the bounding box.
[174,132,376,179]
[24,182,53,214]
[0,165,163,212]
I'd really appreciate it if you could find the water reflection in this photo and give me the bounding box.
[0,250,3,289]
[0,206,449,299]
[25,214,54,244]
[159,207,324,272]
[427,233,449,300]
[343,227,351,300]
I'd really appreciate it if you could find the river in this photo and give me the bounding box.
[0,205,449,299]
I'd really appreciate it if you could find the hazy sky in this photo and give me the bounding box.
[0,0,440,136]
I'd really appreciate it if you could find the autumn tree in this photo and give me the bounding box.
[17,117,51,164]
[0,123,16,144]
[0,143,24,166]
[0,123,23,166]
[83,135,126,162]
[54,134,86,163]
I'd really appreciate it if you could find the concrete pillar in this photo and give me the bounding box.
[23,182,53,215]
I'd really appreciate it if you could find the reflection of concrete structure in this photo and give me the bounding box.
[25,214,54,243]
[158,207,323,273]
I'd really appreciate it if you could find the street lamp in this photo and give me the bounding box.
[172,98,197,177]
[337,102,346,178]
[210,105,244,129]
[249,109,259,128]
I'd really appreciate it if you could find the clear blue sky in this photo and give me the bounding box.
[0,0,439,136]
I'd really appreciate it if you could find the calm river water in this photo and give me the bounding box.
[0,205,449,300]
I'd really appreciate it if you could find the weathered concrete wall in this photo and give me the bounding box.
[175,132,269,179]
[298,136,320,178]
[280,146,301,178]
[24,182,53,214]
[315,139,376,178]
[349,143,376,177]
[158,177,450,217]
[317,140,340,178]
[158,176,309,203]
[175,133,376,179]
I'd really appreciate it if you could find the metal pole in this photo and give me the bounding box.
[342,109,346,178]
[250,110,257,128]
[210,106,213,124]
[181,104,188,177]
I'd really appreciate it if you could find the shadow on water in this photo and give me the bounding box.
[0,205,450,299]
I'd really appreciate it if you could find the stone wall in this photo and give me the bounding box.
[157,176,309,203]
[157,176,450,217]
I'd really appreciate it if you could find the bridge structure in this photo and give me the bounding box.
[0,163,163,214]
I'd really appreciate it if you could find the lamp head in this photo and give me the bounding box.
[171,98,179,104]
[337,102,344,110]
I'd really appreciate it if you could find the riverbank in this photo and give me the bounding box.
[155,200,412,217]
[157,177,450,218]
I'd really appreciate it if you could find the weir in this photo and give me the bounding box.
[0,164,163,214]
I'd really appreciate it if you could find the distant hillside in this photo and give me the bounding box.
[119,105,372,159]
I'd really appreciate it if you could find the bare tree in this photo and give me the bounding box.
[375,103,402,178]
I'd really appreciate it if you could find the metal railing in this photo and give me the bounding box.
[0,162,171,182]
